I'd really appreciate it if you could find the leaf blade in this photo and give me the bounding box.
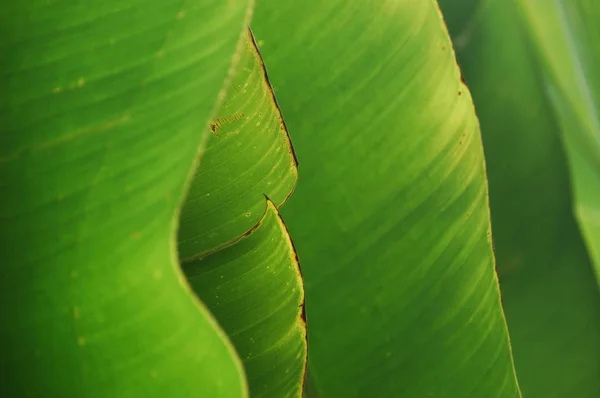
[0,1,252,396]
[178,30,298,259]
[253,1,521,396]
[517,0,600,282]
[177,30,306,397]
[184,200,306,398]
[438,0,600,396]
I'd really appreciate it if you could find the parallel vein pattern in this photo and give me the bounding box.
[177,30,306,397]
[438,0,600,396]
[178,30,298,259]
[0,0,251,396]
[252,0,521,396]
[184,200,306,398]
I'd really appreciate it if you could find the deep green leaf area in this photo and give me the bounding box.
[518,0,600,281]
[437,0,600,396]
[0,1,250,396]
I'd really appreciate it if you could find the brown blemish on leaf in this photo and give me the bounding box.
[209,113,244,136]
[454,52,468,85]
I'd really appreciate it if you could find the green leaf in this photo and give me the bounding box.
[517,0,600,281]
[177,31,305,397]
[438,0,600,396]
[0,1,251,396]
[252,1,521,396]
[178,30,297,260]
[183,200,306,398]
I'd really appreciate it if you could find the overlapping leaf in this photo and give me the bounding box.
[178,31,297,259]
[183,200,306,398]
[517,0,600,281]
[177,31,305,398]
[252,1,521,396]
[438,0,600,396]
[0,0,251,396]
